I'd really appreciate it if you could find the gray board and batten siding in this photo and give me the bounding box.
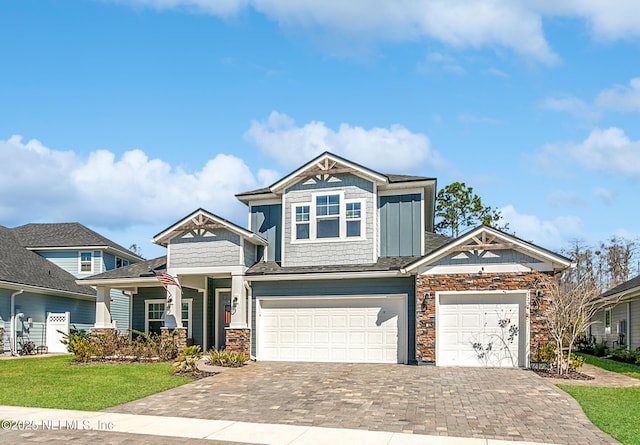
[283,173,375,267]
[379,194,422,257]
[250,204,282,262]
[250,277,416,363]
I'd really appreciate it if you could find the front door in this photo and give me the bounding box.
[215,289,232,349]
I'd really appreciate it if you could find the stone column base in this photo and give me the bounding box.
[225,328,250,356]
[161,327,188,350]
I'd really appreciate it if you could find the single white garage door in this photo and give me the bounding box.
[258,297,405,364]
[437,293,526,367]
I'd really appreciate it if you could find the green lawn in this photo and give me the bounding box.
[559,354,640,445]
[0,355,191,411]
[576,353,640,379]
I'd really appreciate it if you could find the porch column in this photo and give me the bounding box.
[229,273,247,328]
[163,284,182,329]
[94,286,113,328]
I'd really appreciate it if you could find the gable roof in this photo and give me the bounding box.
[11,223,143,261]
[402,225,573,273]
[235,152,436,202]
[597,274,640,302]
[152,208,268,247]
[0,226,95,297]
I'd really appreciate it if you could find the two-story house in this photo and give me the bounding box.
[0,223,142,354]
[82,152,572,367]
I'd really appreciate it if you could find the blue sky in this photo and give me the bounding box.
[1,0,639,259]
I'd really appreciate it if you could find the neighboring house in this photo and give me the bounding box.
[589,275,640,350]
[0,223,142,354]
[81,152,572,367]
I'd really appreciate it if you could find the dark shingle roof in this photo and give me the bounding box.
[600,275,640,300]
[424,232,452,254]
[0,226,95,296]
[11,223,143,260]
[82,256,167,280]
[236,173,435,198]
[246,256,421,276]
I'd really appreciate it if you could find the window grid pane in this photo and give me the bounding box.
[346,202,361,219]
[316,195,340,216]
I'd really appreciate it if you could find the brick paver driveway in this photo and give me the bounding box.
[107,362,617,444]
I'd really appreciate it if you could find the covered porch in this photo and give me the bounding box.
[80,259,252,353]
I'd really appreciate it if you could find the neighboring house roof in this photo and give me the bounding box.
[236,151,436,201]
[246,256,421,277]
[597,274,640,302]
[402,225,573,273]
[11,222,143,261]
[152,208,268,247]
[0,226,96,297]
[81,256,168,281]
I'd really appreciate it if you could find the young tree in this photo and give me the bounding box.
[434,182,506,237]
[544,275,604,376]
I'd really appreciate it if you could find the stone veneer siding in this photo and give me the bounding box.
[415,272,554,364]
[161,327,188,350]
[225,328,251,355]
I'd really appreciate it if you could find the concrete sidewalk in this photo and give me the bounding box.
[0,406,557,445]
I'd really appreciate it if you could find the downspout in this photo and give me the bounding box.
[627,302,631,350]
[10,289,24,356]
[244,280,254,359]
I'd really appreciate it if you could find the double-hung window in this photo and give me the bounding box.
[295,205,310,239]
[316,194,340,238]
[346,202,361,237]
[145,299,192,337]
[79,252,93,273]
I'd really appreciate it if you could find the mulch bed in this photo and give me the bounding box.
[533,369,594,380]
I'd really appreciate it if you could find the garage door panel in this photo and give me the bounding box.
[259,297,404,364]
[438,294,524,368]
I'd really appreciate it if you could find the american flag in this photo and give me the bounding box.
[153,270,181,289]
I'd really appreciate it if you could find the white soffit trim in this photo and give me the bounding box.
[421,263,553,275]
[247,270,408,282]
[152,208,268,247]
[270,152,388,193]
[402,225,572,274]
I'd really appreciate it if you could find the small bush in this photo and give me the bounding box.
[534,343,557,367]
[608,346,640,364]
[206,349,249,367]
[565,352,585,371]
[172,345,203,374]
[593,341,608,357]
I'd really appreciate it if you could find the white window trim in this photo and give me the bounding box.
[78,251,94,274]
[290,191,367,243]
[115,256,129,269]
[604,308,612,335]
[145,298,193,338]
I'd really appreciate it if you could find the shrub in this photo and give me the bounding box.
[206,349,249,367]
[172,345,203,374]
[534,343,557,368]
[593,341,608,357]
[608,346,640,364]
[565,352,585,371]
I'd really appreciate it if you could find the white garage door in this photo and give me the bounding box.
[258,297,405,364]
[437,293,526,367]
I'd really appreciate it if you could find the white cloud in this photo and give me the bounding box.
[244,111,443,172]
[500,204,583,249]
[592,187,615,205]
[458,113,503,125]
[417,52,466,75]
[0,135,266,229]
[113,0,558,64]
[482,67,509,77]
[541,96,600,122]
[535,127,640,179]
[534,0,640,42]
[596,77,640,112]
